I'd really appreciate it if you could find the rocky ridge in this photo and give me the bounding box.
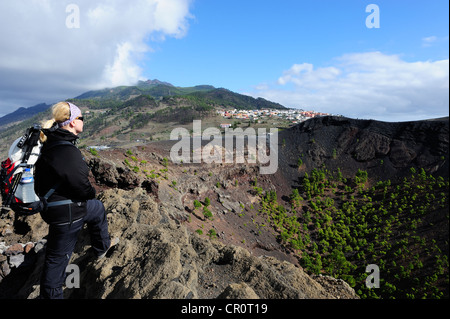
[0,186,357,299]
[278,116,449,186]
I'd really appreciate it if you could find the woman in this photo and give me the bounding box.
[35,101,117,299]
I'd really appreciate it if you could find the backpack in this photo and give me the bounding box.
[1,124,72,216]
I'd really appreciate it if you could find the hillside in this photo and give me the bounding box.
[0,81,289,158]
[0,116,448,300]
[0,103,50,128]
[276,116,449,298]
[74,80,215,101]
[69,85,288,149]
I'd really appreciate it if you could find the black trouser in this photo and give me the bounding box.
[40,199,110,299]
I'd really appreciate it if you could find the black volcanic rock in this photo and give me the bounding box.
[278,116,449,187]
[88,157,141,189]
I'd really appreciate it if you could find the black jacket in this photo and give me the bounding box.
[35,126,96,224]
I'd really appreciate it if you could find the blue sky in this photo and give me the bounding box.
[146,0,448,90]
[0,0,448,121]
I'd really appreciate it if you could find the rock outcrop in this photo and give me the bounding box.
[0,187,358,299]
[278,116,449,187]
[80,188,358,299]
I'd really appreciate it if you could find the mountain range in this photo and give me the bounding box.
[0,79,285,128]
[0,103,51,128]
[0,80,287,158]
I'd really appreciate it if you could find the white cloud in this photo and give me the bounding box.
[249,52,449,122]
[422,36,438,47]
[0,0,193,116]
[278,63,341,87]
[103,42,146,87]
[422,35,449,48]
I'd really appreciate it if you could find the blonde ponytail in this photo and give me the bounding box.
[39,102,71,143]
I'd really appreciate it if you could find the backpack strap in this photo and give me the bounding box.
[42,180,62,201]
[43,181,74,208]
[44,140,76,151]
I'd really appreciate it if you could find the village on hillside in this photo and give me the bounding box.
[216,108,331,128]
